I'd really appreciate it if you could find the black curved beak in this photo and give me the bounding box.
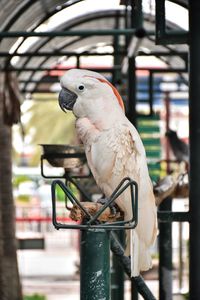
[58,87,77,112]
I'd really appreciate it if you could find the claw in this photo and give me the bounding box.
[97,197,117,216]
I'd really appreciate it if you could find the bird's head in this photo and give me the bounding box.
[58,68,125,119]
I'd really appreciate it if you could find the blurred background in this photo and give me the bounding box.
[0,0,191,299]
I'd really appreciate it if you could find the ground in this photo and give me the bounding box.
[18,230,188,299]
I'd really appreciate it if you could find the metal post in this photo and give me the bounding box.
[159,93,172,300]
[148,71,154,115]
[131,279,139,300]
[128,56,139,300]
[159,196,172,300]
[189,1,200,299]
[112,13,122,86]
[178,222,183,291]
[131,0,143,28]
[129,3,143,296]
[111,230,125,300]
[111,17,125,299]
[155,0,188,45]
[80,229,111,300]
[127,56,137,127]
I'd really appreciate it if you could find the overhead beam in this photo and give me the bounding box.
[138,51,188,58]
[0,51,187,61]
[19,78,188,85]
[5,11,125,77]
[1,66,120,72]
[0,29,155,38]
[155,0,188,45]
[1,66,187,72]
[0,51,126,57]
[21,86,188,95]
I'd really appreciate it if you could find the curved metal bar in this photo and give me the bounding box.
[3,0,83,69]
[20,11,124,91]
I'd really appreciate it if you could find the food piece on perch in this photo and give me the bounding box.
[69,202,122,222]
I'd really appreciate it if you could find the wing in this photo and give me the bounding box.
[127,123,158,247]
[84,123,138,196]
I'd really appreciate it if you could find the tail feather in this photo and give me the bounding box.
[125,229,153,277]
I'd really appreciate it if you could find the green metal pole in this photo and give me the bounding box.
[111,230,125,300]
[159,197,172,300]
[111,253,124,300]
[159,94,172,300]
[189,1,200,299]
[111,17,125,299]
[127,56,137,127]
[148,71,154,115]
[128,2,141,294]
[80,229,111,300]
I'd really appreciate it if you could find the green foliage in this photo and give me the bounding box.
[25,100,76,144]
[56,182,79,202]
[56,184,66,202]
[16,194,30,203]
[22,99,77,166]
[23,294,46,300]
[13,175,31,188]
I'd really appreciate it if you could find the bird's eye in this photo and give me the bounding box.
[77,84,85,91]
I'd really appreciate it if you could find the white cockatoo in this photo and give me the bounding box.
[58,68,157,276]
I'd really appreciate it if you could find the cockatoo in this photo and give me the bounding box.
[58,68,157,276]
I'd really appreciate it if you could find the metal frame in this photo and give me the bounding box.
[0,51,126,58]
[13,11,127,91]
[51,177,138,230]
[155,0,188,45]
[0,7,187,92]
[0,29,153,38]
[50,177,157,300]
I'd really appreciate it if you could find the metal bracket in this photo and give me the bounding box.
[40,152,87,179]
[155,0,188,45]
[51,177,138,230]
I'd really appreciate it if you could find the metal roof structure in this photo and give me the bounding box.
[0,0,189,96]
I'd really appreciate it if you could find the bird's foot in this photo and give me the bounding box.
[97,197,117,217]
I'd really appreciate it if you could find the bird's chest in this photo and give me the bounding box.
[88,134,115,179]
[87,127,133,180]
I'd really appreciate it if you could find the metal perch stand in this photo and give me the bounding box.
[51,178,156,300]
[40,144,156,299]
